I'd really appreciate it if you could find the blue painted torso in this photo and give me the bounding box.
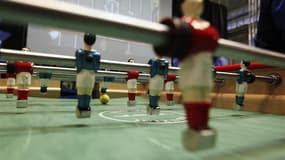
[236,69,249,84]
[75,49,101,73]
[148,58,169,78]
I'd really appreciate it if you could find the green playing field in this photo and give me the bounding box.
[0,94,285,160]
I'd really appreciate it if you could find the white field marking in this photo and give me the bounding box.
[148,138,172,151]
[23,129,32,150]
[115,113,166,118]
[99,112,132,123]
[167,110,185,115]
[98,111,186,124]
[175,117,186,121]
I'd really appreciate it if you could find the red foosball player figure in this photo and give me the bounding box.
[6,62,16,98]
[15,61,34,108]
[154,0,219,151]
[179,0,218,149]
[127,71,139,106]
[164,73,176,106]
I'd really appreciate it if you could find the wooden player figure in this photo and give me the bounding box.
[126,58,140,106]
[235,60,255,110]
[127,71,139,106]
[147,56,169,115]
[15,61,34,108]
[6,62,16,98]
[164,73,176,106]
[178,0,219,150]
[38,72,52,94]
[154,0,219,150]
[75,33,100,118]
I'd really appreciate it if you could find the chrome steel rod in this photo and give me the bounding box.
[216,71,281,85]
[0,1,285,68]
[217,71,268,81]
[0,63,151,83]
[34,65,150,82]
[0,63,280,84]
[0,48,179,74]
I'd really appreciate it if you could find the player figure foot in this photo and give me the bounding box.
[76,106,91,118]
[233,104,243,111]
[167,100,174,106]
[127,100,136,106]
[16,100,28,108]
[182,128,216,151]
[146,105,160,115]
[6,94,13,99]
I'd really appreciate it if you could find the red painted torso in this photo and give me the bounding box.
[15,61,33,74]
[182,17,219,54]
[127,71,139,80]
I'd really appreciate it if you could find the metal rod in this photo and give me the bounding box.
[216,71,270,82]
[0,63,151,83]
[0,62,279,85]
[0,48,179,74]
[33,65,151,83]
[0,1,285,68]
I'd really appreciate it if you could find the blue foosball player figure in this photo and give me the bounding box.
[147,56,169,115]
[38,72,52,94]
[75,33,100,118]
[235,60,256,110]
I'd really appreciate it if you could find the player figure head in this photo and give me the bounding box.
[181,0,204,18]
[84,33,96,46]
[128,58,135,63]
[240,60,250,69]
[22,47,31,52]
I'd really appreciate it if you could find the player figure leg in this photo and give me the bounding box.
[76,69,95,118]
[235,82,247,111]
[147,75,164,115]
[179,53,216,151]
[6,76,15,98]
